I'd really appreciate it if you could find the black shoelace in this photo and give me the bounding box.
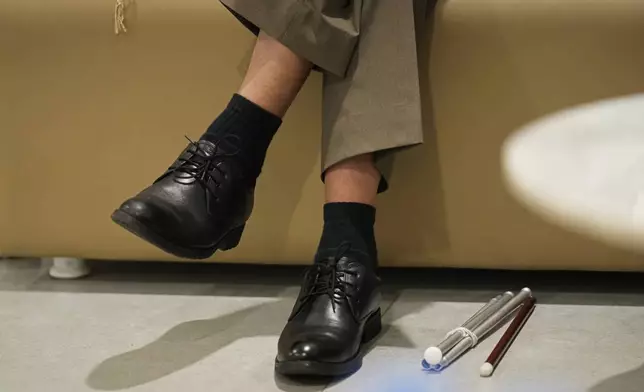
[171,135,241,192]
[301,242,358,312]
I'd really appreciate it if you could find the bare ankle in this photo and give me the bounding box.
[325,154,380,205]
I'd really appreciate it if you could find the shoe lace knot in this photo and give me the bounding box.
[302,242,358,312]
[170,135,241,190]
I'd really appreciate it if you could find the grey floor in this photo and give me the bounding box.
[2,260,644,392]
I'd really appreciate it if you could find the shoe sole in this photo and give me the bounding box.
[274,308,382,377]
[110,209,244,259]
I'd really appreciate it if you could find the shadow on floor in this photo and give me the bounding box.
[85,290,421,391]
[589,364,644,392]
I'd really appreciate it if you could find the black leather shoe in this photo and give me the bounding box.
[275,244,382,376]
[111,135,254,259]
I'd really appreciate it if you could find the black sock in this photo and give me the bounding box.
[316,202,378,268]
[201,94,282,178]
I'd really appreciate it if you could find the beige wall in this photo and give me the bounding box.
[3,0,644,270]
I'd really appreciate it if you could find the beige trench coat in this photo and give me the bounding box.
[220,0,428,191]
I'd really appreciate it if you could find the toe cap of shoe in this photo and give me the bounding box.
[277,330,357,363]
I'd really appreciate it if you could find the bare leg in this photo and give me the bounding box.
[239,32,313,118]
[324,154,380,206]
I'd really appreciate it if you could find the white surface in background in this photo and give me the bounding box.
[503,94,644,253]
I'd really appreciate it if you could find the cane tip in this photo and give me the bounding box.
[480,362,494,377]
[423,347,443,366]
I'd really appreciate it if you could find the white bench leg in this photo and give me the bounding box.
[49,257,90,279]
